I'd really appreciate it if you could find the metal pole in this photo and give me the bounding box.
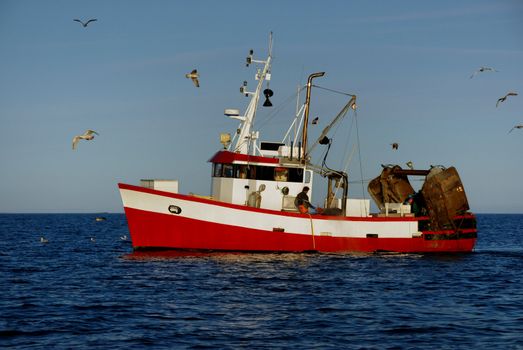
[301,72,325,161]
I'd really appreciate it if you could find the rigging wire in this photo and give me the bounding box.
[315,105,369,209]
[255,86,306,131]
[314,106,354,206]
[312,84,355,97]
[261,83,365,209]
[320,107,366,206]
[256,84,350,141]
[333,110,357,204]
[340,109,356,171]
[354,109,369,211]
[321,112,351,173]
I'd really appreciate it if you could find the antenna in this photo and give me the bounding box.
[263,32,274,108]
[268,31,273,57]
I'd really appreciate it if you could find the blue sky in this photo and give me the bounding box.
[1,0,522,213]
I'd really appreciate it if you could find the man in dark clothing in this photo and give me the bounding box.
[295,186,315,211]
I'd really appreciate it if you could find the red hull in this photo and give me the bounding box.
[123,206,477,253]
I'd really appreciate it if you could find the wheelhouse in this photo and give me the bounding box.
[209,150,313,211]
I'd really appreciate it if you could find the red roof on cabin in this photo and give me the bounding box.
[208,150,279,164]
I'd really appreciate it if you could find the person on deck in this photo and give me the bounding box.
[295,186,315,213]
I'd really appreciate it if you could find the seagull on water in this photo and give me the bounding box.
[74,18,97,27]
[90,237,96,243]
[120,235,128,241]
[496,92,518,107]
[185,69,199,87]
[391,142,399,150]
[72,130,99,150]
[40,237,49,244]
[470,66,498,79]
[508,125,523,134]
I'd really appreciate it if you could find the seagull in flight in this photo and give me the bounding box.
[73,18,97,27]
[508,125,523,134]
[391,142,399,150]
[185,69,200,87]
[470,66,498,79]
[311,117,319,125]
[496,92,518,107]
[406,161,414,170]
[72,129,99,150]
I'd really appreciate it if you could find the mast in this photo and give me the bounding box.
[301,72,325,162]
[230,33,273,155]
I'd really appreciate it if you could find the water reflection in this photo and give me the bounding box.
[122,250,318,262]
[122,250,229,260]
[121,249,429,262]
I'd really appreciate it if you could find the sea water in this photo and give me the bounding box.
[1,214,522,349]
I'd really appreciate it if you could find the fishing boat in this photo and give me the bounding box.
[118,34,477,253]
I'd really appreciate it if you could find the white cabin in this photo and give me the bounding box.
[209,150,313,212]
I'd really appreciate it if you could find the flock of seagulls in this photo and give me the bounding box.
[389,66,520,161]
[70,18,202,150]
[70,19,521,149]
[470,66,520,133]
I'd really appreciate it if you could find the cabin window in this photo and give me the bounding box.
[304,170,312,183]
[256,166,275,181]
[236,165,248,179]
[260,142,285,151]
[223,164,234,178]
[274,167,288,181]
[212,163,304,183]
[247,165,256,179]
[213,163,223,177]
[288,168,304,182]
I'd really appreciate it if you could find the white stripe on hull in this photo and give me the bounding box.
[120,188,419,239]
